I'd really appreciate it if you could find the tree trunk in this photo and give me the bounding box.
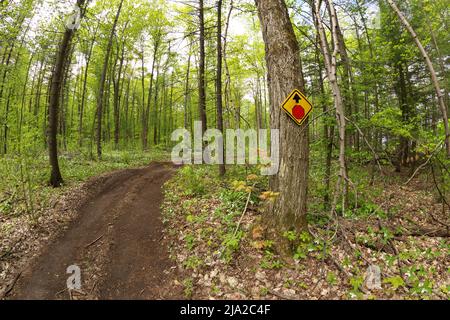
[184,44,192,130]
[143,37,160,150]
[79,27,97,147]
[256,0,309,236]
[329,1,357,150]
[216,0,226,176]
[96,0,124,159]
[315,38,333,208]
[113,34,127,149]
[48,0,87,187]
[198,0,207,136]
[313,0,348,214]
[223,0,234,131]
[152,58,160,145]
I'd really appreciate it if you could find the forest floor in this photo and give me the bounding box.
[0,159,448,300]
[162,165,449,300]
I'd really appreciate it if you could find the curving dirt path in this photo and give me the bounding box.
[8,162,183,300]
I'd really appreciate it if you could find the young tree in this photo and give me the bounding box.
[313,0,348,212]
[387,0,450,157]
[198,0,207,136]
[216,0,225,176]
[96,0,124,159]
[255,0,309,237]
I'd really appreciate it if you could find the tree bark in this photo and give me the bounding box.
[313,0,348,213]
[79,26,97,147]
[143,35,160,150]
[255,0,309,235]
[113,27,127,150]
[48,0,87,187]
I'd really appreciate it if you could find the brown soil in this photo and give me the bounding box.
[7,162,183,300]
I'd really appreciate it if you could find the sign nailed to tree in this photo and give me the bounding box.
[280,89,313,126]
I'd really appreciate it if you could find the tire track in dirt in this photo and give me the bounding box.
[8,162,183,300]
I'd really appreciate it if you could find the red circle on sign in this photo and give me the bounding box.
[292,105,305,120]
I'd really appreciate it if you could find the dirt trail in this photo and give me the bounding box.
[8,162,182,300]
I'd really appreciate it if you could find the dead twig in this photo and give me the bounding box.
[404,140,445,185]
[431,163,450,219]
[233,183,256,237]
[55,287,68,297]
[0,235,25,260]
[84,234,104,249]
[1,271,22,298]
[345,116,384,174]
[268,289,297,300]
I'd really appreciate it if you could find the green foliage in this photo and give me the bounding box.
[383,276,405,291]
[182,277,194,298]
[183,256,203,270]
[221,231,243,263]
[177,166,213,197]
[326,272,338,286]
[260,249,283,269]
[348,275,365,299]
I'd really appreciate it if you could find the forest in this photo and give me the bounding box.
[0,0,449,301]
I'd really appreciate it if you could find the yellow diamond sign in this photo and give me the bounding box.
[281,89,313,126]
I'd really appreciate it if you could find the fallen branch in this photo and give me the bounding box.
[84,234,104,249]
[232,183,256,237]
[0,235,25,261]
[431,163,450,216]
[1,271,22,298]
[404,140,445,185]
[405,227,449,238]
[345,116,383,174]
[268,289,297,300]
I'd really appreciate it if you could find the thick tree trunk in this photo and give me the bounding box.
[48,0,87,187]
[387,0,450,157]
[256,0,309,235]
